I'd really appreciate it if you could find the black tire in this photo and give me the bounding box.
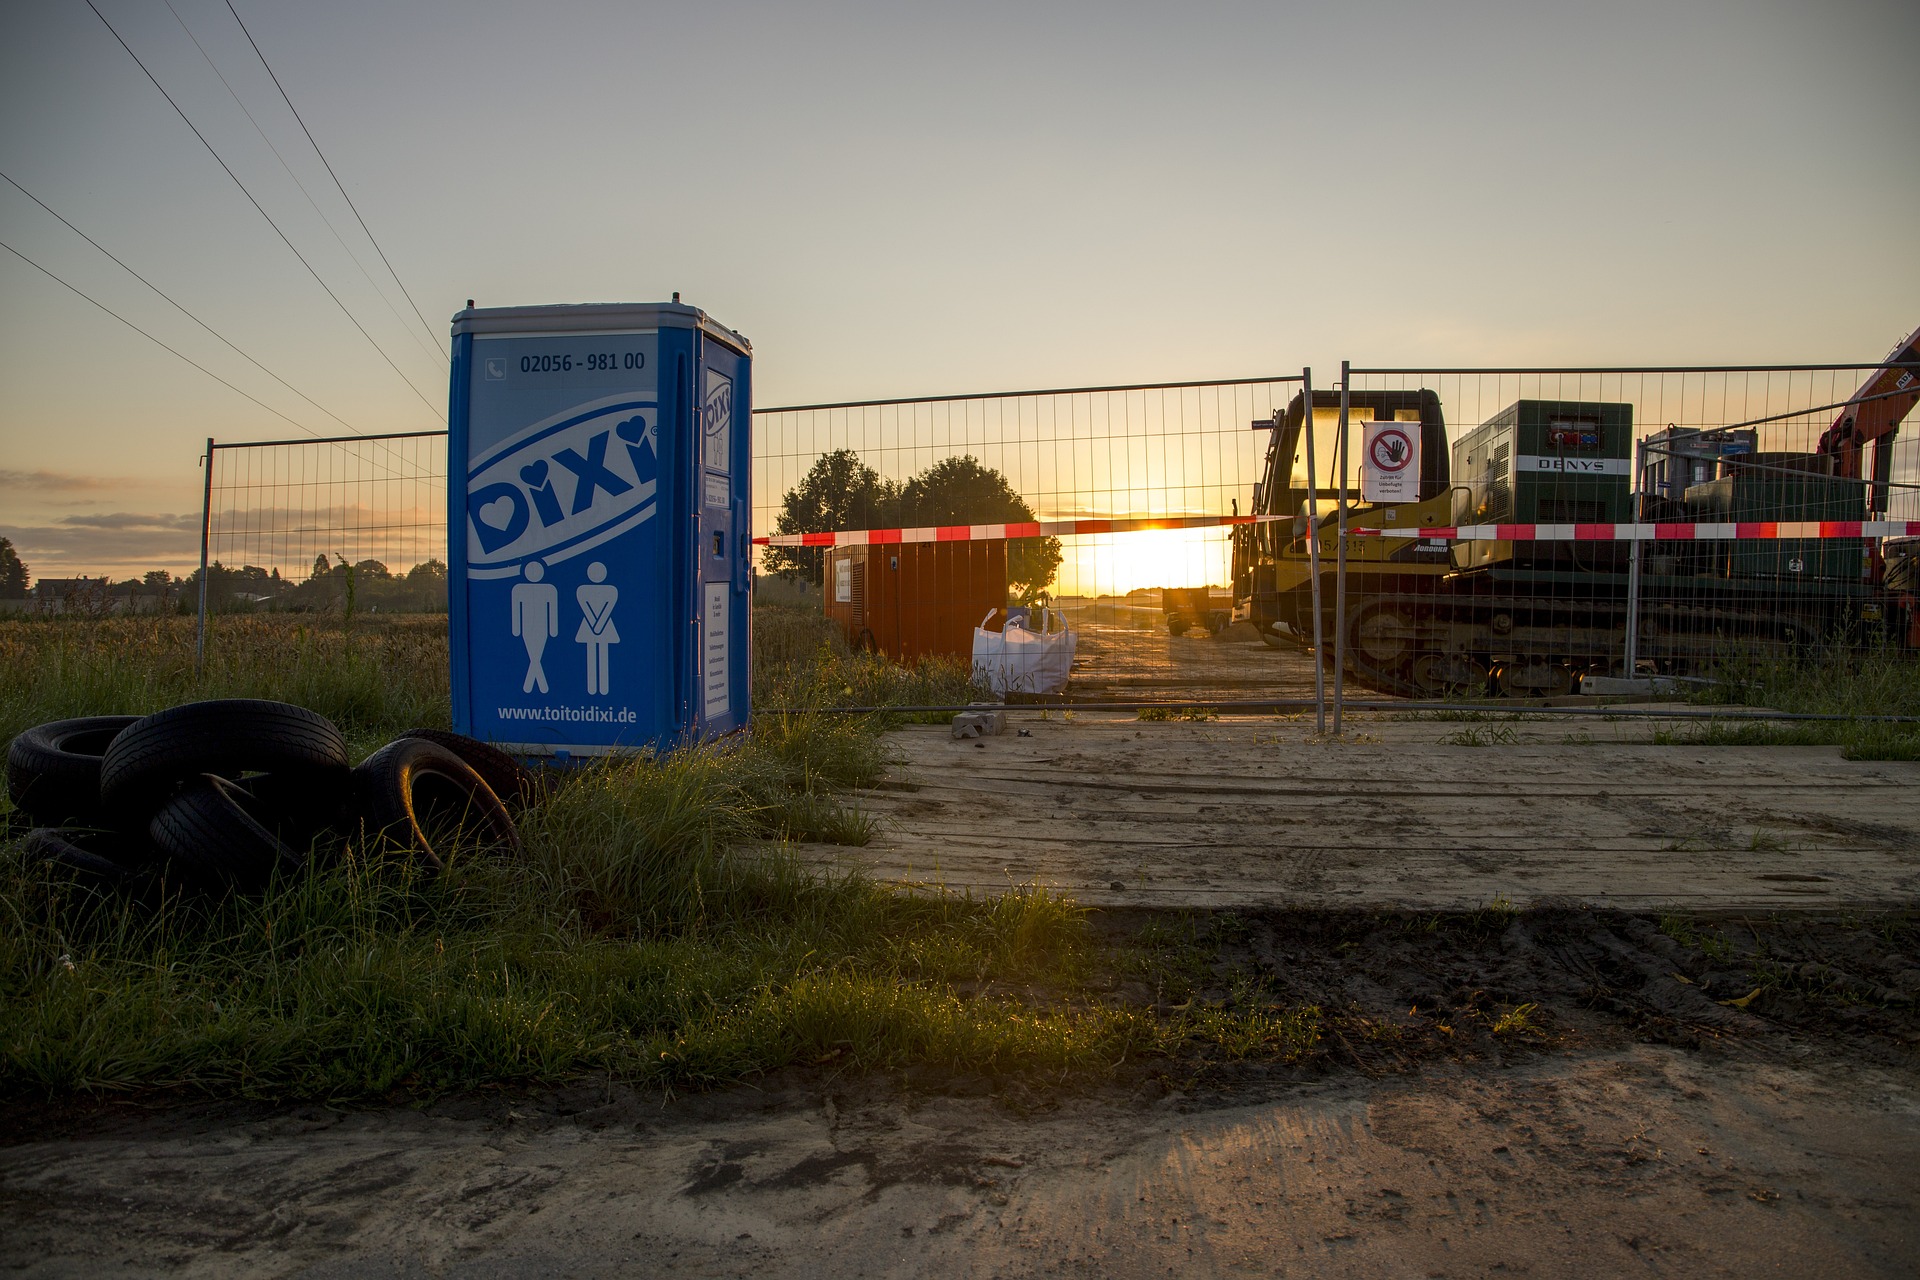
[23,825,147,883]
[149,774,304,891]
[353,738,520,872]
[391,728,541,811]
[240,769,359,846]
[6,716,140,828]
[100,700,349,830]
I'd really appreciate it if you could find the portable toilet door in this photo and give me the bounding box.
[447,301,751,757]
[692,320,752,737]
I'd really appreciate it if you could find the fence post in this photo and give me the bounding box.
[1333,361,1349,734]
[1623,491,1642,676]
[1301,368,1325,732]
[196,436,214,676]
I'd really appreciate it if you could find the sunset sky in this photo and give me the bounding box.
[2,0,1916,583]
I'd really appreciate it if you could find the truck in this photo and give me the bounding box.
[1161,587,1232,636]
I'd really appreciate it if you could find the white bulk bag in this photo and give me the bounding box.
[971,609,1076,695]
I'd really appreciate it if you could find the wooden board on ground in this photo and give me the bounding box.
[795,714,1920,912]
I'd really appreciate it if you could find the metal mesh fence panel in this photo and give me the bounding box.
[1300,362,1920,702]
[202,430,449,614]
[753,377,1319,705]
[194,353,1917,715]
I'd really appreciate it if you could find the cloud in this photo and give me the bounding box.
[0,513,204,575]
[0,469,141,493]
[2,499,445,580]
[56,512,202,532]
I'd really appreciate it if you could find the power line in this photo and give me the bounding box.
[224,0,449,362]
[1,168,361,440]
[162,0,447,369]
[1,235,326,438]
[81,0,444,421]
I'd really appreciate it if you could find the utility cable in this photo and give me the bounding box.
[2,235,325,438]
[223,0,449,361]
[82,0,443,421]
[2,169,362,440]
[163,0,446,368]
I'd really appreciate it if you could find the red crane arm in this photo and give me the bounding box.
[1817,322,1920,479]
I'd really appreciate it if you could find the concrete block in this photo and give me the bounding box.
[951,709,1007,739]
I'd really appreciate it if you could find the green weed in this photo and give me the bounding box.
[1491,1002,1541,1037]
[1672,650,1920,761]
[1,611,1336,1103]
[1136,706,1219,722]
[1441,724,1519,746]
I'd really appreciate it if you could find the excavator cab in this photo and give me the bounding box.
[1233,389,1453,646]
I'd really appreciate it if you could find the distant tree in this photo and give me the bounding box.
[765,449,900,586]
[897,456,1061,600]
[143,569,172,590]
[353,559,392,580]
[180,560,238,611]
[310,553,330,582]
[403,559,448,612]
[406,558,447,587]
[0,537,27,599]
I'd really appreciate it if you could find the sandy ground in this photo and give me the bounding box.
[1052,602,1320,703]
[806,714,1920,912]
[4,1043,1916,1278]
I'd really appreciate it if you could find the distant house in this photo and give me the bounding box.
[33,576,112,607]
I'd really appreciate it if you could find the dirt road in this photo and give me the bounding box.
[1052,601,1322,703]
[5,1042,1915,1277]
[8,901,1920,1277]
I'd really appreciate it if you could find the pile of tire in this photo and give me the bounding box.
[6,700,533,892]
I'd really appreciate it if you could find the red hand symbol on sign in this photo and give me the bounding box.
[1369,428,1413,472]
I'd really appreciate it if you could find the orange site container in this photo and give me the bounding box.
[823,541,1009,663]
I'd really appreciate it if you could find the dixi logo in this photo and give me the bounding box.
[702,370,733,473]
[704,375,732,440]
[466,396,659,579]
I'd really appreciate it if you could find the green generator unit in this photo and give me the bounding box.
[1684,454,1862,584]
[1451,399,1633,571]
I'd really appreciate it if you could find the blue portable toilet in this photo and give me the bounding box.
[447,302,751,756]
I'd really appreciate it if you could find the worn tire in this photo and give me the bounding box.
[242,769,359,843]
[149,774,304,891]
[23,825,148,883]
[353,738,520,872]
[100,700,349,829]
[6,716,140,828]
[392,728,541,811]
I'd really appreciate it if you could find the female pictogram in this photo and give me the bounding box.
[575,561,620,695]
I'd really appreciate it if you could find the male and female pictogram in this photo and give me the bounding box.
[510,560,619,695]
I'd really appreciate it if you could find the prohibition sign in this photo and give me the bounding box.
[1368,426,1414,473]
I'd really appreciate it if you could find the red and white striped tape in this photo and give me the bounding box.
[752,514,1271,547]
[1346,520,1920,541]
[752,516,1920,547]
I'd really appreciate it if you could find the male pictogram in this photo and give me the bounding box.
[511,561,559,693]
